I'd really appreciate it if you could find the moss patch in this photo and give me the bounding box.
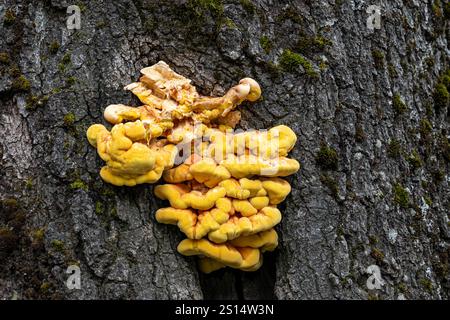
[61,53,71,64]
[397,282,409,295]
[1,198,18,208]
[25,94,49,111]
[367,293,379,300]
[387,139,401,158]
[433,250,449,279]
[95,201,104,215]
[187,0,224,18]
[58,53,72,73]
[392,93,407,115]
[260,36,272,54]
[387,63,398,78]
[368,235,379,245]
[51,87,62,95]
[393,183,409,208]
[51,239,65,252]
[439,134,450,163]
[419,278,433,293]
[12,75,31,92]
[441,73,450,89]
[96,20,107,29]
[280,49,317,77]
[425,56,435,69]
[110,206,118,218]
[433,83,449,111]
[239,0,255,14]
[0,199,57,298]
[39,282,51,293]
[63,112,76,126]
[31,228,45,243]
[372,49,384,70]
[432,0,442,17]
[143,18,154,32]
[100,186,116,197]
[316,144,338,170]
[296,32,332,54]
[0,52,10,64]
[66,76,77,86]
[70,179,88,191]
[4,9,16,26]
[424,196,432,206]
[49,41,60,54]
[407,149,422,170]
[25,178,33,189]
[319,60,328,71]
[276,7,302,24]
[370,248,385,263]
[222,17,237,29]
[419,118,432,136]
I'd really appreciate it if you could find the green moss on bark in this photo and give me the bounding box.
[393,183,409,208]
[63,112,76,126]
[296,32,332,54]
[12,75,31,92]
[392,93,407,115]
[407,149,422,170]
[51,239,65,252]
[370,248,385,263]
[26,95,49,110]
[433,83,449,111]
[70,179,88,191]
[316,145,338,170]
[95,201,104,215]
[419,119,432,136]
[4,9,16,26]
[387,139,401,158]
[49,41,60,54]
[187,0,223,18]
[239,0,255,14]
[372,49,384,70]
[280,49,317,77]
[419,278,433,293]
[259,36,272,54]
[0,52,10,64]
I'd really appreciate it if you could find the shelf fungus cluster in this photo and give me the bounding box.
[86,61,300,273]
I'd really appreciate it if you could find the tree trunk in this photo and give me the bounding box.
[0,0,448,299]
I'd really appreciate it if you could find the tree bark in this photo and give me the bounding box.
[0,0,448,299]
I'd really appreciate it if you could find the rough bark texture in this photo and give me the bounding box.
[0,0,449,300]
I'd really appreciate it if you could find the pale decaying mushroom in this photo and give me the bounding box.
[86,61,300,272]
[121,60,261,125]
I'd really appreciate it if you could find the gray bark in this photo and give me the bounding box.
[0,0,448,299]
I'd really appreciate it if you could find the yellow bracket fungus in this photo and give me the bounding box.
[154,184,227,210]
[86,61,300,272]
[86,121,177,186]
